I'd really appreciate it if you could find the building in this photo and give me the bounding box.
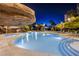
[77,3,79,15]
[64,14,76,22]
[64,4,79,22]
[0,3,36,33]
[0,3,36,26]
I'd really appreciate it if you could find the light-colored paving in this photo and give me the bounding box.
[0,45,52,56]
[70,42,79,51]
[0,33,53,56]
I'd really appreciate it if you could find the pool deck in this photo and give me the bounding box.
[0,45,53,56]
[43,31,79,40]
[0,31,79,56]
[0,33,53,56]
[70,42,79,52]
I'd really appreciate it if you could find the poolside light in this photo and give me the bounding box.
[68,18,71,22]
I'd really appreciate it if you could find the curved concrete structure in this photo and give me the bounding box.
[0,3,36,26]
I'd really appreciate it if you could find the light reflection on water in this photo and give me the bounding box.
[15,32,64,55]
[42,33,46,36]
[35,32,37,40]
[26,33,29,42]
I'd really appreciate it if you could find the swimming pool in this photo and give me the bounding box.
[14,32,79,56]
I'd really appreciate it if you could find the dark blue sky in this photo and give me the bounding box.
[24,3,76,25]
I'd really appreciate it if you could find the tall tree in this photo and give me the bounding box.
[49,20,56,26]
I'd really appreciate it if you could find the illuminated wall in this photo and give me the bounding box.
[0,3,36,26]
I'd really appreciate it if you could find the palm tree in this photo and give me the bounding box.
[49,20,56,26]
[49,20,56,31]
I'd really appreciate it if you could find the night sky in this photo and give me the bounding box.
[24,3,76,25]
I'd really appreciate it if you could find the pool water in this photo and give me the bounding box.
[14,32,79,56]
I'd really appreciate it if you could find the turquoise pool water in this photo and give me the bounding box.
[14,32,79,56]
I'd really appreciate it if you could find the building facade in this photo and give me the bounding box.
[0,3,36,33]
[0,3,36,26]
